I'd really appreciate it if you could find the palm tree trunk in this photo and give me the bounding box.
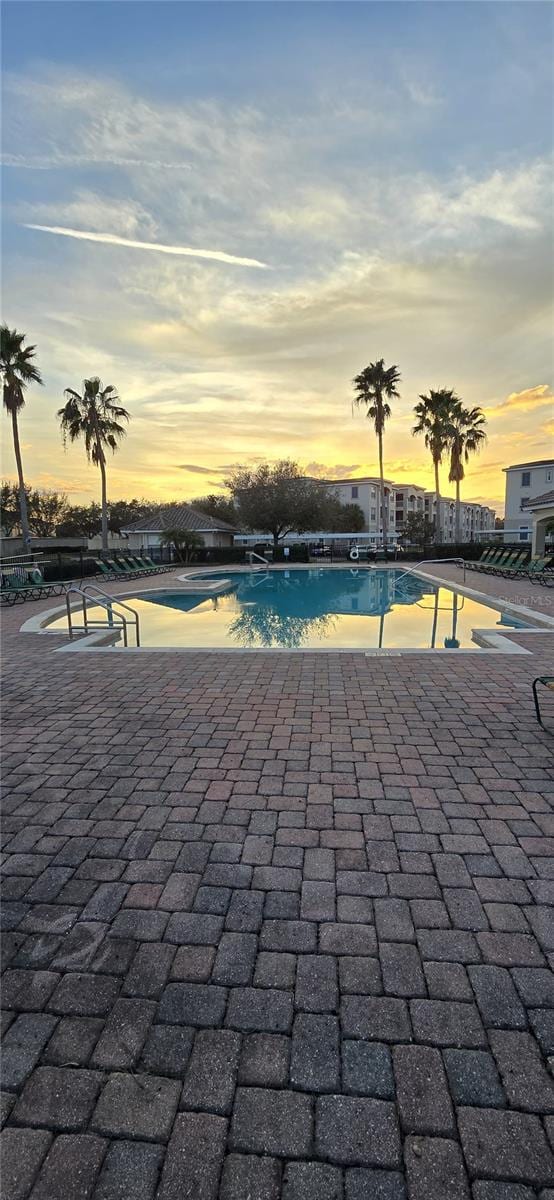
[99,452,108,554]
[434,458,441,545]
[430,590,439,648]
[11,409,31,546]
[455,477,461,544]
[378,431,387,549]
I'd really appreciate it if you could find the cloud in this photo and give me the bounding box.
[304,462,362,480]
[176,463,221,475]
[2,152,192,171]
[18,192,159,240]
[414,161,551,234]
[485,384,553,418]
[22,224,270,269]
[4,64,552,512]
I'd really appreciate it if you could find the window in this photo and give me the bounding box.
[370,508,376,520]
[351,486,358,499]
[521,471,531,487]
[520,497,529,511]
[546,469,552,483]
[519,530,530,542]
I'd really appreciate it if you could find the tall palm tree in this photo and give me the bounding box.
[448,404,487,543]
[58,378,129,553]
[1,325,43,547]
[352,359,401,548]
[412,389,459,544]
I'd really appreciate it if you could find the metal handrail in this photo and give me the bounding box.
[78,582,142,622]
[65,585,140,647]
[394,557,466,585]
[246,550,270,567]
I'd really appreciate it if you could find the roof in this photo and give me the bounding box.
[503,459,554,472]
[326,476,396,487]
[394,483,427,493]
[122,504,238,534]
[521,490,554,510]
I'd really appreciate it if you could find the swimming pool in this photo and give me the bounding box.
[49,568,531,650]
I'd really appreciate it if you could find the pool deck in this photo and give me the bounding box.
[2,564,554,1199]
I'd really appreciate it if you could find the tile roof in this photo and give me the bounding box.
[504,459,554,471]
[521,490,554,509]
[121,504,237,534]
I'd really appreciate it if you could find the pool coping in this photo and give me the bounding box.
[18,565,554,655]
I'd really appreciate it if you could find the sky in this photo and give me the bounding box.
[2,0,553,516]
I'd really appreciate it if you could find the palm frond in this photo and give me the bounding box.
[1,324,43,412]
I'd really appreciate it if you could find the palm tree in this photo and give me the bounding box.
[448,404,487,543]
[159,528,204,564]
[412,389,459,544]
[1,325,43,547]
[352,360,400,548]
[58,378,129,553]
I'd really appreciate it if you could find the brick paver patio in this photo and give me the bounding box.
[2,567,554,1199]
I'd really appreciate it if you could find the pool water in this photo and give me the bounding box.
[54,568,529,650]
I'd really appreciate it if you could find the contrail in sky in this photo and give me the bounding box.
[22,224,269,268]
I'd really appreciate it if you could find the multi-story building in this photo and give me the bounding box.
[391,486,495,543]
[503,459,554,543]
[327,477,397,546]
[395,484,426,531]
[329,478,495,545]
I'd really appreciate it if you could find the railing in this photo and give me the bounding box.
[394,557,467,585]
[246,550,270,567]
[65,584,140,647]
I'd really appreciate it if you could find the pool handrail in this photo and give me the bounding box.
[246,550,270,567]
[394,557,467,585]
[65,583,140,646]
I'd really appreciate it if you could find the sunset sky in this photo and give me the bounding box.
[2,1,553,515]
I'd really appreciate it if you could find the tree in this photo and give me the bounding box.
[1,325,43,547]
[1,480,22,536]
[58,379,129,553]
[159,528,204,563]
[0,481,68,537]
[352,360,400,547]
[447,404,487,542]
[227,460,328,547]
[412,389,459,544]
[57,503,102,539]
[191,493,238,526]
[28,489,69,536]
[107,498,154,533]
[402,512,435,548]
[323,497,365,533]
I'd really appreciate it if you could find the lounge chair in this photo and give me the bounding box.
[467,548,495,572]
[468,547,503,572]
[120,556,151,576]
[527,555,554,585]
[508,555,549,582]
[482,549,518,573]
[495,551,527,577]
[532,676,554,730]
[0,565,67,606]
[474,548,508,573]
[95,559,119,580]
[143,555,173,573]
[104,558,134,579]
[127,555,159,575]
[492,550,527,576]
